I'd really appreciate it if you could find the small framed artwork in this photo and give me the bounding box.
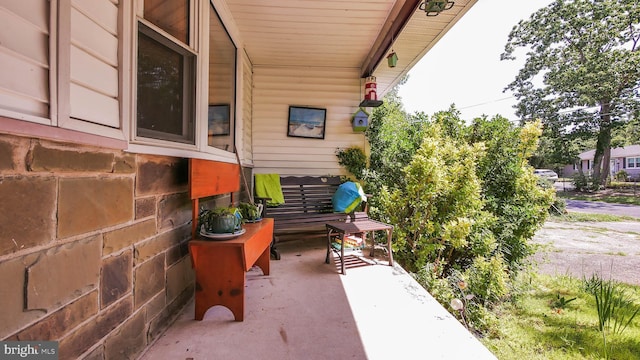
[208,104,230,136]
[287,106,327,139]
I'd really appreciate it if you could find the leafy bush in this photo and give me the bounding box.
[573,172,606,191]
[464,255,509,306]
[614,170,629,182]
[352,97,554,333]
[468,117,555,271]
[335,146,367,180]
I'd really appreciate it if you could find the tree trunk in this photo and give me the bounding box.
[602,143,611,185]
[592,102,612,187]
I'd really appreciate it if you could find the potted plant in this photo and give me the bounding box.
[198,206,242,234]
[238,202,263,222]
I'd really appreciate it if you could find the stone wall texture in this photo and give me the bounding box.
[0,134,195,359]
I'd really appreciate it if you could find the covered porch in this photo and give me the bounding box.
[140,237,496,359]
[0,1,492,358]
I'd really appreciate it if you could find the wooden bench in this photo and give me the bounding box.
[256,176,367,245]
[188,158,273,321]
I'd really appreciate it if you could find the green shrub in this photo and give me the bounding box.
[361,100,553,334]
[335,146,367,180]
[573,173,605,191]
[615,170,629,182]
[380,123,486,274]
[464,255,509,306]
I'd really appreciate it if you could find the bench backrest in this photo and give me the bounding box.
[265,176,342,219]
[189,158,240,199]
[189,158,240,238]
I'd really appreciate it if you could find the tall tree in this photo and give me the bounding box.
[502,0,640,186]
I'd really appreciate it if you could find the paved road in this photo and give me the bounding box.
[565,199,640,218]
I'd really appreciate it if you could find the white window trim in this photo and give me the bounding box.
[128,0,244,161]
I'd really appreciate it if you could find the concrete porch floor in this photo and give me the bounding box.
[139,236,496,360]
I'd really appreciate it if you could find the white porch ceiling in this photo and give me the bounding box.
[225,0,478,97]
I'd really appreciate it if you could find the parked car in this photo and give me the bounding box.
[534,169,559,182]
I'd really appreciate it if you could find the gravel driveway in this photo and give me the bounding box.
[532,220,640,285]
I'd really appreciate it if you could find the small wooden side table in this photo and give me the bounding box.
[325,218,393,274]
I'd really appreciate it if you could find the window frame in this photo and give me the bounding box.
[206,3,238,152]
[135,20,197,145]
[129,0,241,160]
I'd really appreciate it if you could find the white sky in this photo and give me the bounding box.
[398,0,554,122]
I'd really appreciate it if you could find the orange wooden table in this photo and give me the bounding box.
[189,218,273,321]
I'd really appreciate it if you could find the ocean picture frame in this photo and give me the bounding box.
[287,106,326,139]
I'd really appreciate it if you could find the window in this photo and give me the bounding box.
[207,6,237,151]
[136,0,195,144]
[628,157,640,168]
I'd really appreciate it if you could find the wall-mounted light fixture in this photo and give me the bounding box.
[419,0,454,16]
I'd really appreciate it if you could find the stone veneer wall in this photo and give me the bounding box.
[0,133,214,359]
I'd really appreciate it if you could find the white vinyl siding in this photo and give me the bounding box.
[251,66,366,176]
[0,0,122,137]
[0,1,50,120]
[68,0,120,128]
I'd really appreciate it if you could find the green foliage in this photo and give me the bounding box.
[469,117,555,271]
[613,118,640,147]
[483,274,640,360]
[551,293,577,311]
[615,170,629,182]
[365,101,554,333]
[380,122,487,274]
[572,172,597,192]
[335,146,367,180]
[464,255,509,306]
[502,0,640,186]
[583,274,640,358]
[365,94,428,194]
[585,274,640,335]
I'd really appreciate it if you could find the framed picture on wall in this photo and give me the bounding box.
[287,106,326,139]
[208,104,230,136]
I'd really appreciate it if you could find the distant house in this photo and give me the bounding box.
[563,145,640,179]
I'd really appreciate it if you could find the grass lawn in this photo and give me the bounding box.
[558,192,640,206]
[482,274,640,360]
[557,185,640,206]
[550,212,640,222]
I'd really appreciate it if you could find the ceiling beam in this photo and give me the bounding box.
[360,0,422,78]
